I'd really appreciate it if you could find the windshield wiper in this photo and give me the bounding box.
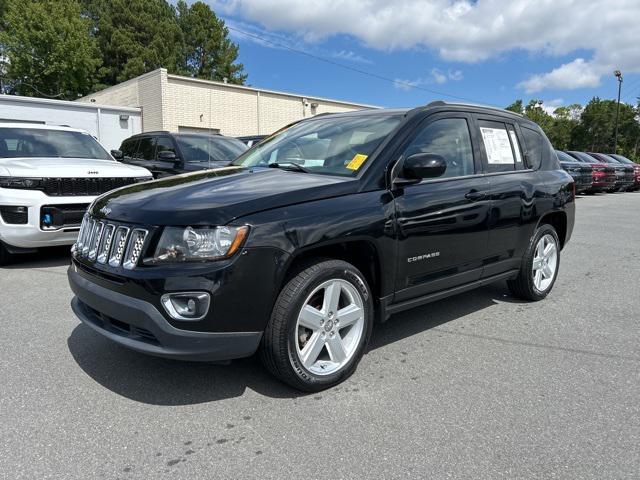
[268,162,309,173]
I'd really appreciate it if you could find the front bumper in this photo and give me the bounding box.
[0,188,93,248]
[68,266,262,361]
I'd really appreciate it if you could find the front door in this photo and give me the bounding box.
[153,136,182,178]
[393,114,491,302]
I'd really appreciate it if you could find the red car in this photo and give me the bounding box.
[565,151,616,193]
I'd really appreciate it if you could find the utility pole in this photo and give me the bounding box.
[613,70,623,153]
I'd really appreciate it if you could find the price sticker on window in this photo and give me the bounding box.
[346,154,368,171]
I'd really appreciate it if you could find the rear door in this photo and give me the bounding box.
[393,113,491,301]
[474,116,539,277]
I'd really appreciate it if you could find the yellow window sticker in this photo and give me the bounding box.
[346,154,368,171]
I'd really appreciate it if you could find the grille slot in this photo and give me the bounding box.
[43,177,138,196]
[0,206,28,224]
[74,215,148,270]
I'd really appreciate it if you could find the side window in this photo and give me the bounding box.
[155,136,177,159]
[506,124,525,169]
[401,118,475,179]
[478,120,516,173]
[121,139,138,160]
[520,127,543,170]
[136,137,156,162]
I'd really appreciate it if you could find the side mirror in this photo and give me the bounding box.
[158,150,177,161]
[111,149,124,160]
[401,153,447,181]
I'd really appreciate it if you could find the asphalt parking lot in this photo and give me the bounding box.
[1,192,639,480]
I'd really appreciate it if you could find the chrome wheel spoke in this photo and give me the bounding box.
[542,264,553,279]
[326,335,347,363]
[323,282,342,315]
[300,332,325,369]
[543,243,556,258]
[532,257,543,270]
[336,303,362,328]
[298,304,324,330]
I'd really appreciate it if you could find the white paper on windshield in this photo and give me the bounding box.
[480,127,515,164]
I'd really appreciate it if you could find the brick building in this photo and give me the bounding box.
[78,68,375,137]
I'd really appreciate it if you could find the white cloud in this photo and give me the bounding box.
[448,69,463,81]
[393,68,463,91]
[331,50,372,64]
[518,59,603,93]
[213,0,640,93]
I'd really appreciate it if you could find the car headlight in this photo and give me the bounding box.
[152,225,249,263]
[0,177,44,189]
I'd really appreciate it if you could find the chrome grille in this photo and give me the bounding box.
[74,216,148,269]
[123,229,148,270]
[97,224,115,264]
[109,227,130,267]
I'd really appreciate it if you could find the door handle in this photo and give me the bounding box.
[465,190,487,201]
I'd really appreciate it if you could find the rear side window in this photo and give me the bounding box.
[520,127,543,170]
[135,137,156,161]
[478,120,517,173]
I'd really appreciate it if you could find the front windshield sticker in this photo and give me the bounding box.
[480,127,514,164]
[346,153,368,171]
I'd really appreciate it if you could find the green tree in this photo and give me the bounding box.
[0,0,101,98]
[176,0,246,84]
[505,99,524,114]
[84,0,184,86]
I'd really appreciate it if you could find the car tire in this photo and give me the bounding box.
[507,224,561,301]
[0,241,14,266]
[260,259,373,392]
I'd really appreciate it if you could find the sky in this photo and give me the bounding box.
[205,0,640,112]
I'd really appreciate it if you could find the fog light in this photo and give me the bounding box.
[161,292,210,321]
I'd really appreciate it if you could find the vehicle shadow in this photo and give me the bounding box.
[67,281,519,405]
[1,246,71,269]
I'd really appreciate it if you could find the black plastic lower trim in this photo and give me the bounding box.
[68,266,262,362]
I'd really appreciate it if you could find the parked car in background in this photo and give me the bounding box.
[608,154,640,190]
[0,123,152,264]
[556,150,592,194]
[565,151,616,193]
[114,132,247,178]
[586,152,635,192]
[237,135,267,148]
[68,102,575,391]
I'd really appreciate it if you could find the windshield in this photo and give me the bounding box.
[569,151,599,163]
[175,135,247,163]
[0,128,112,160]
[556,151,579,163]
[231,113,402,176]
[610,154,634,164]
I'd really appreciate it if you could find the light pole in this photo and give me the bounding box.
[613,70,623,153]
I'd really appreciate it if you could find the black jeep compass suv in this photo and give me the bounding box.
[68,102,575,392]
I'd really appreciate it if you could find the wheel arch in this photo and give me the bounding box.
[279,239,383,301]
[536,210,568,249]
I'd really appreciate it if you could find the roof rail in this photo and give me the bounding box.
[425,100,523,117]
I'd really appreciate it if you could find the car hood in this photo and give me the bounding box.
[560,161,591,171]
[0,157,152,178]
[90,166,359,225]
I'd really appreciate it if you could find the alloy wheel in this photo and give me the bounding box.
[532,233,558,292]
[295,279,365,376]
